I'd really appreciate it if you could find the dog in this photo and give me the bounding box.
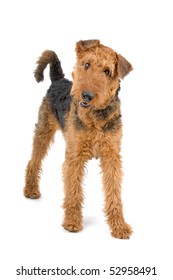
[24,39,133,238]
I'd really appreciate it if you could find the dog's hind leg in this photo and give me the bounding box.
[24,97,59,198]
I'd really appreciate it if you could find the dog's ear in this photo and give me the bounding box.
[76,40,100,56]
[117,54,133,79]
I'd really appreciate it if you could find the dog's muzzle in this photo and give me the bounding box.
[80,91,94,108]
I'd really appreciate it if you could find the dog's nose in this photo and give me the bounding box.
[82,91,94,102]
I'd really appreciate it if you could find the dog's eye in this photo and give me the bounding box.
[84,63,90,70]
[104,68,111,77]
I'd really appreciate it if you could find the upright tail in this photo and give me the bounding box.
[34,50,64,83]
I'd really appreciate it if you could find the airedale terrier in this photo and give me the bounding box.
[24,39,133,239]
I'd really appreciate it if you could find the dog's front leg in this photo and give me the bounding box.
[62,151,87,232]
[100,152,132,239]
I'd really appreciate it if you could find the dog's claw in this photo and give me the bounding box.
[62,222,83,233]
[23,188,41,199]
[111,223,133,239]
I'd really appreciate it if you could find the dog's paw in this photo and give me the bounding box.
[62,222,83,233]
[111,223,133,239]
[23,187,41,199]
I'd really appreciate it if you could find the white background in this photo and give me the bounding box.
[0,0,173,279]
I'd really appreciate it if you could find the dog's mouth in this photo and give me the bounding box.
[79,101,91,108]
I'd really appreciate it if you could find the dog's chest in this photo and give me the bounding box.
[85,128,111,159]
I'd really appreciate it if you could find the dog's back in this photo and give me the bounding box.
[47,79,72,129]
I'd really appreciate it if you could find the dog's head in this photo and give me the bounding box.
[71,39,133,110]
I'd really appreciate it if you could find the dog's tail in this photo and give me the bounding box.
[34,50,64,83]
